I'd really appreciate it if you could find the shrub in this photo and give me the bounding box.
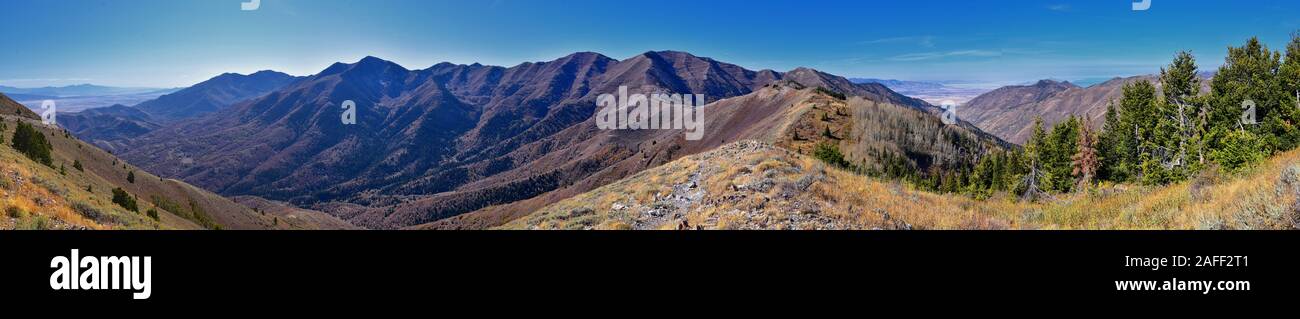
[72,201,110,223]
[813,142,852,169]
[5,205,26,219]
[146,208,159,221]
[1209,130,1266,174]
[73,159,83,172]
[126,171,135,183]
[814,87,847,100]
[17,214,53,230]
[111,187,139,212]
[32,175,67,197]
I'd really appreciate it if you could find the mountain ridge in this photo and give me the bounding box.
[117,51,970,229]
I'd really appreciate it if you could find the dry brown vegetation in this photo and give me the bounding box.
[504,140,1300,230]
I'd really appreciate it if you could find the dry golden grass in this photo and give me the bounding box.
[504,140,1300,230]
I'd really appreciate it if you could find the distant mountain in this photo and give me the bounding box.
[119,52,958,229]
[3,84,180,112]
[133,70,299,121]
[850,78,945,90]
[58,104,161,151]
[4,93,59,101]
[962,74,1213,144]
[52,71,299,144]
[850,78,994,105]
[0,84,176,97]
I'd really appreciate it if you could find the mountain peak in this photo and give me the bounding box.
[352,56,406,70]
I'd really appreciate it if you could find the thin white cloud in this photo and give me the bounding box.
[889,50,1002,61]
[1047,4,1071,12]
[859,36,935,48]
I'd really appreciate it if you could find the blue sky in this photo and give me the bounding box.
[3,0,1300,88]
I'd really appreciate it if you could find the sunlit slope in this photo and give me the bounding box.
[504,141,1299,230]
[0,106,353,230]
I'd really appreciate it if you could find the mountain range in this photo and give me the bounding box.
[0,84,176,97]
[85,51,998,229]
[849,78,994,105]
[18,49,1235,230]
[961,73,1214,144]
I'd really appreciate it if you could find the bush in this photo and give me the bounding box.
[71,201,110,222]
[73,159,83,172]
[111,187,139,212]
[126,171,135,183]
[6,205,26,219]
[16,214,53,230]
[146,208,159,221]
[814,87,847,100]
[813,142,852,169]
[1209,130,1266,174]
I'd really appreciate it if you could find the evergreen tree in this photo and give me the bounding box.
[1156,51,1205,181]
[1098,102,1125,181]
[1044,116,1081,193]
[1279,32,1300,149]
[1206,37,1288,167]
[10,122,53,167]
[1116,80,1160,182]
[1072,118,1099,191]
[1018,118,1049,200]
[127,171,136,183]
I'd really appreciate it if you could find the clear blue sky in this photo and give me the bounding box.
[3,0,1300,88]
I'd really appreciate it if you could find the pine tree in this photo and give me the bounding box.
[1279,32,1300,149]
[1045,116,1081,193]
[1019,118,1048,200]
[1098,102,1126,181]
[1072,118,1099,191]
[127,171,136,183]
[1206,37,1286,170]
[1158,51,1204,180]
[1117,80,1160,182]
[11,122,53,167]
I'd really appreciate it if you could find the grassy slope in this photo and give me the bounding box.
[433,86,1005,229]
[0,109,352,230]
[232,196,360,230]
[504,140,1299,230]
